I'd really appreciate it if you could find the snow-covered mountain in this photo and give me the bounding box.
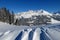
[14,9,60,26]
[15,9,52,19]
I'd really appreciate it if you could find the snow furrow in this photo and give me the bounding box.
[33,28,41,40]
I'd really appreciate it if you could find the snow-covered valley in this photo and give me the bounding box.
[0,22,60,40]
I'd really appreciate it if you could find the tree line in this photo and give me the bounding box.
[0,7,14,24]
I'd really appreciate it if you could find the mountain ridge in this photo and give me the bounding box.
[15,9,52,19]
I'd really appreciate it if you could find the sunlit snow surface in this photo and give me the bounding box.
[0,22,60,40]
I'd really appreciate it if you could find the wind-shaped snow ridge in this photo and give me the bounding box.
[15,27,52,40]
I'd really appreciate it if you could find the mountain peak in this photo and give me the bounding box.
[15,9,52,18]
[37,9,52,16]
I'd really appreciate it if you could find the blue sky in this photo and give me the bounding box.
[0,0,60,13]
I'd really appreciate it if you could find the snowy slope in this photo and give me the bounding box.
[51,18,60,24]
[0,22,60,40]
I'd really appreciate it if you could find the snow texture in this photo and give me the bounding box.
[0,22,60,40]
